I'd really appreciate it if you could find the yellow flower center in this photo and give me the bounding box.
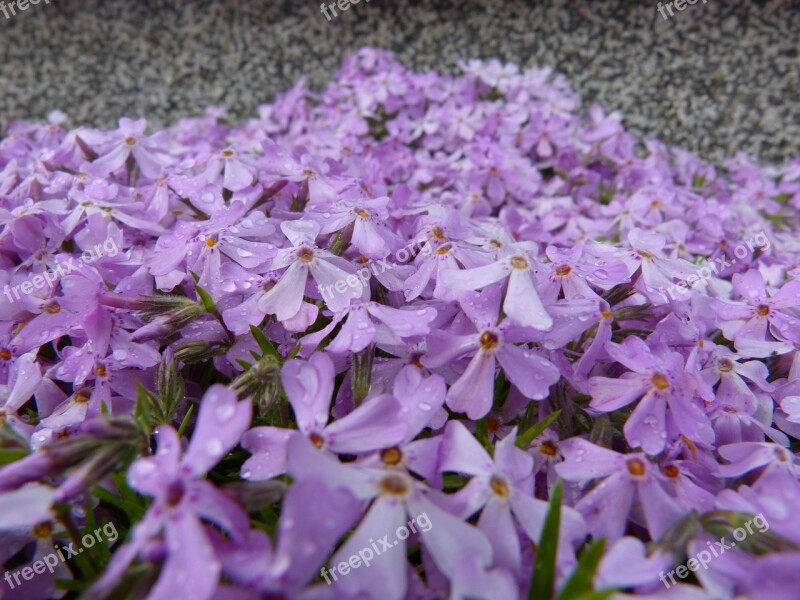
[378,474,411,497]
[490,475,510,498]
[297,247,315,262]
[509,255,529,270]
[627,458,646,477]
[539,440,558,457]
[32,522,53,539]
[380,447,403,466]
[718,358,734,373]
[480,331,500,351]
[555,264,572,276]
[651,373,670,391]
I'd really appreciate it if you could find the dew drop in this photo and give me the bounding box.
[206,439,224,455]
[216,403,235,422]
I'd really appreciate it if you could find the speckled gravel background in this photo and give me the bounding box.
[1,0,799,164]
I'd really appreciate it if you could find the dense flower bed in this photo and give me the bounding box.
[1,48,799,600]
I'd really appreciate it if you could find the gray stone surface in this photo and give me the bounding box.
[1,0,798,164]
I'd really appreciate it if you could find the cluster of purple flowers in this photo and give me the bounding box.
[1,47,800,600]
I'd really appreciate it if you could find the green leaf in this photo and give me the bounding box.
[95,474,148,523]
[55,578,87,592]
[773,192,792,205]
[83,498,111,564]
[194,283,217,314]
[236,359,253,370]
[442,473,470,492]
[134,383,158,434]
[250,325,281,361]
[556,539,608,600]
[565,590,617,600]
[0,448,27,465]
[530,479,563,599]
[177,403,195,438]
[516,411,561,449]
[475,418,494,455]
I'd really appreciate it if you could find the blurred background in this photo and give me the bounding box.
[0,0,798,164]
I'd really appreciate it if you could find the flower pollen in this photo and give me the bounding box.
[651,373,670,391]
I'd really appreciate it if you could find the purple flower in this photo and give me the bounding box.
[92,385,251,600]
[424,286,560,419]
[556,438,685,543]
[589,336,714,455]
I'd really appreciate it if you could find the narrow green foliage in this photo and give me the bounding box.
[516,410,561,449]
[556,539,611,600]
[530,480,563,599]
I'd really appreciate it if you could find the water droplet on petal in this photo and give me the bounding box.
[206,439,224,455]
[216,403,235,422]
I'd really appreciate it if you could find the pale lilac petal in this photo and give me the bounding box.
[324,396,408,454]
[223,158,254,191]
[282,352,335,433]
[189,479,250,541]
[391,366,447,441]
[328,497,407,600]
[574,471,635,543]
[0,485,55,530]
[478,496,521,574]
[327,304,376,354]
[148,512,220,600]
[422,330,478,369]
[496,343,559,400]
[367,303,437,337]
[407,492,493,577]
[446,351,497,419]
[274,478,362,589]
[624,390,667,455]
[183,384,252,476]
[258,261,308,321]
[436,261,509,300]
[309,258,363,313]
[128,426,182,496]
[556,438,626,481]
[504,270,552,330]
[439,420,493,476]
[589,375,648,411]
[241,427,294,480]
